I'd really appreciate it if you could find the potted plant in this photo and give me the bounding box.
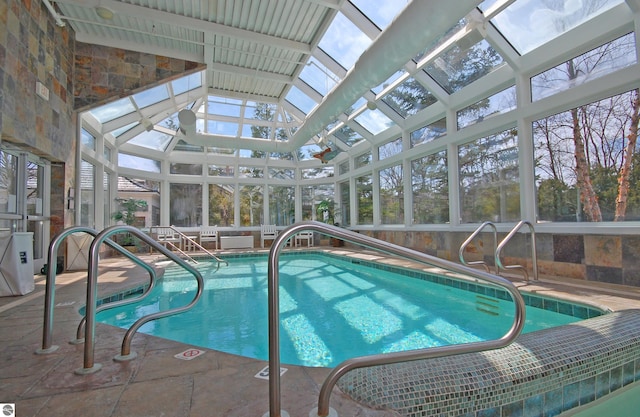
[112,197,148,248]
[316,199,343,247]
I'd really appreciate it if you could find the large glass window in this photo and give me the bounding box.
[302,184,334,221]
[412,151,449,224]
[531,32,637,101]
[459,129,520,223]
[240,185,263,226]
[209,184,234,227]
[339,181,350,227]
[457,86,516,130]
[356,174,373,225]
[170,183,202,226]
[269,185,295,226]
[534,89,640,222]
[379,164,404,224]
[0,151,18,215]
[80,160,96,227]
[411,118,446,148]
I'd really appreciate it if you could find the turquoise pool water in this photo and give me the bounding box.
[96,253,601,367]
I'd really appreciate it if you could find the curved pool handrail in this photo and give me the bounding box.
[36,226,154,354]
[79,225,204,374]
[73,264,158,344]
[266,221,526,417]
[495,220,538,281]
[459,221,498,273]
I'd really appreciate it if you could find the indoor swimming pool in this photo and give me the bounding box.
[95,252,604,367]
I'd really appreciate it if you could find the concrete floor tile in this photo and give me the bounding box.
[112,375,192,417]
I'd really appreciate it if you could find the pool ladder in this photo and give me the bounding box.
[36,225,206,375]
[459,220,538,281]
[266,221,527,417]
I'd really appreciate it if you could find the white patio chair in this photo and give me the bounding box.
[200,226,218,250]
[295,231,313,247]
[261,224,278,248]
[151,226,181,251]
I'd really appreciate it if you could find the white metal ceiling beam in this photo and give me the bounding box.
[285,0,484,151]
[56,0,311,55]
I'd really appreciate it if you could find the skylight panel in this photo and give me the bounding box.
[118,152,161,173]
[207,97,242,117]
[482,0,624,55]
[350,0,409,30]
[354,109,395,135]
[111,122,137,137]
[424,38,505,94]
[285,86,318,114]
[206,120,239,136]
[89,97,136,123]
[172,71,202,95]
[299,58,339,96]
[318,11,372,70]
[133,85,169,109]
[128,130,173,151]
[333,125,365,147]
[382,77,438,118]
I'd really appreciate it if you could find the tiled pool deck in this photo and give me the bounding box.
[2,247,640,417]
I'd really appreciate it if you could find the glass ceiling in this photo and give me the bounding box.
[85,0,626,162]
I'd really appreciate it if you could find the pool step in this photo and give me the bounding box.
[476,295,500,316]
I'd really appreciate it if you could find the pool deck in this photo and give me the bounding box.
[2,247,640,417]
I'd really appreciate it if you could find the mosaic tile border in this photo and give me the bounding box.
[337,309,640,417]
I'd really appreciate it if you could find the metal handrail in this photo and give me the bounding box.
[266,221,526,417]
[149,226,228,268]
[77,225,204,374]
[459,221,498,273]
[36,226,156,354]
[495,220,538,282]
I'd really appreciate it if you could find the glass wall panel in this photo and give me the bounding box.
[170,183,202,226]
[209,184,234,227]
[355,152,372,169]
[240,185,263,226]
[208,165,234,177]
[269,168,295,180]
[411,118,446,148]
[26,161,44,216]
[103,172,111,228]
[457,86,516,129]
[459,129,520,223]
[81,128,95,150]
[534,89,640,222]
[339,161,350,175]
[302,184,334,221]
[339,181,350,227]
[238,166,264,178]
[170,163,203,175]
[356,174,373,224]
[379,164,404,224]
[301,166,334,179]
[379,137,402,160]
[269,185,295,226]
[0,151,18,214]
[531,32,637,101]
[80,160,95,227]
[412,150,449,224]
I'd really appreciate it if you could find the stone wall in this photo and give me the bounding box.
[358,230,640,287]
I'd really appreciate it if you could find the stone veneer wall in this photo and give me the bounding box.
[358,230,640,287]
[74,42,205,111]
[0,0,75,163]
